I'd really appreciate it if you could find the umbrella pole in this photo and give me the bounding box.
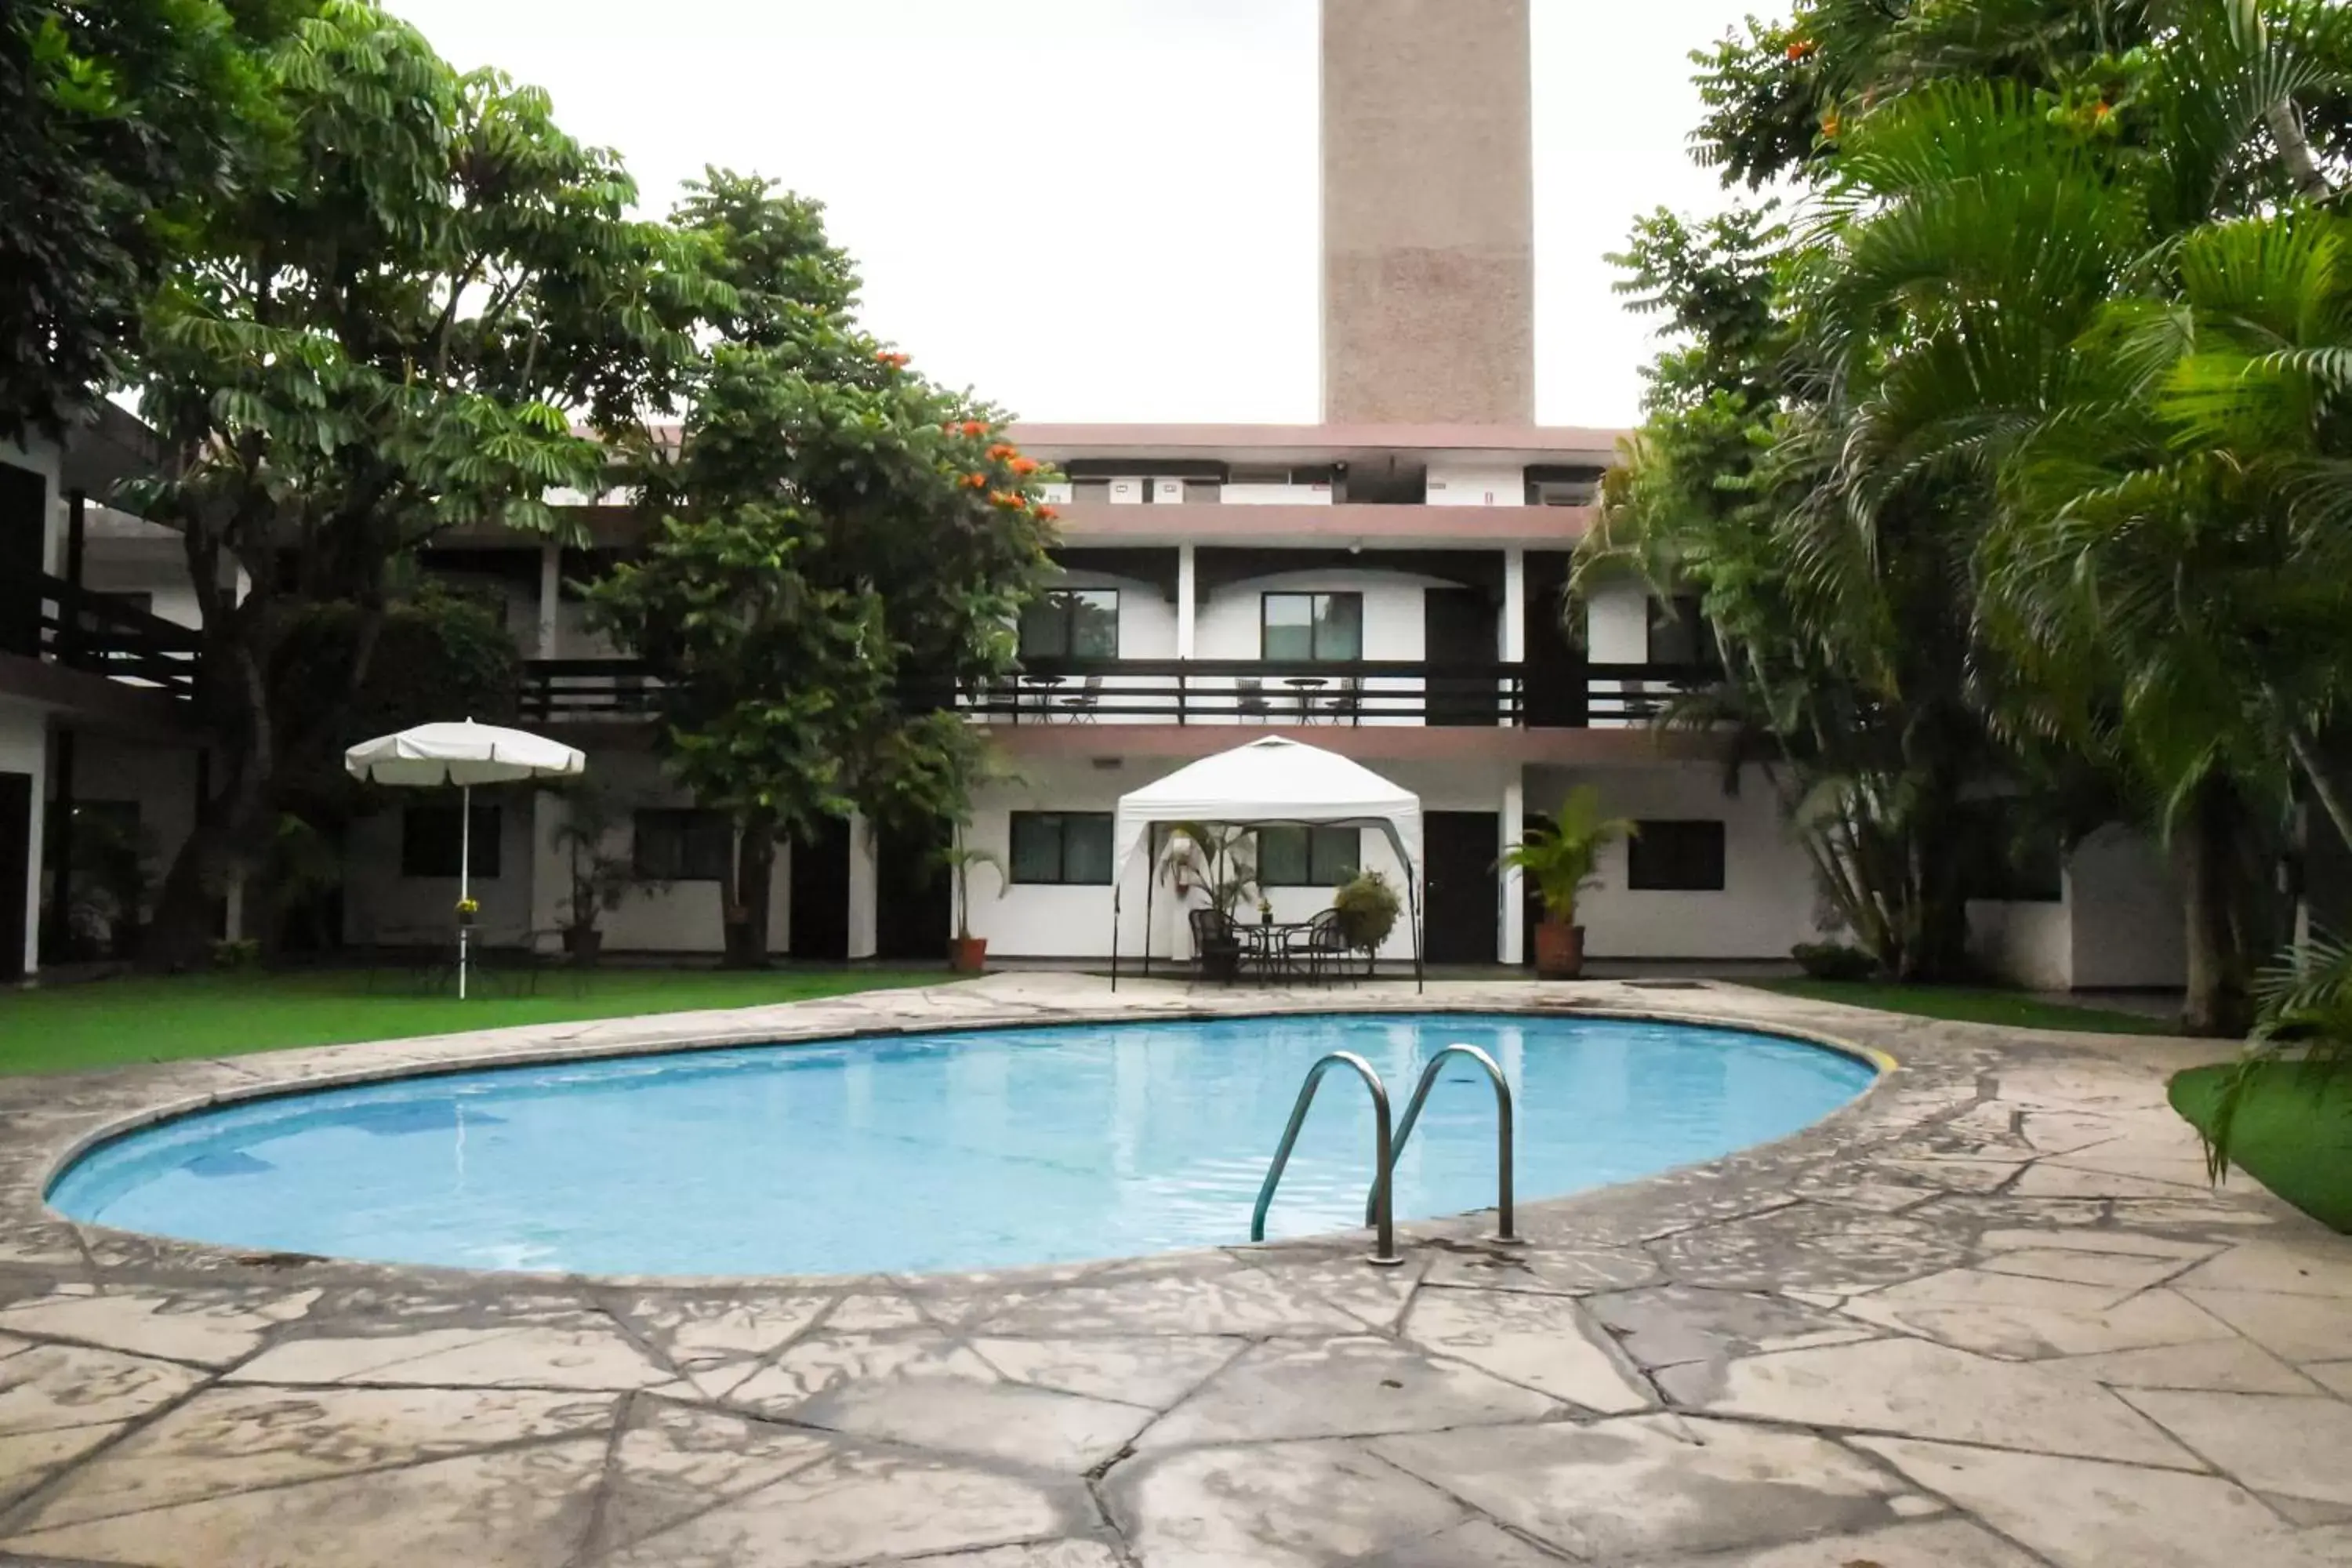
[458,783,471,1000]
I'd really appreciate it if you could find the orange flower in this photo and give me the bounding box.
[875,349,909,368]
[2093,100,2111,119]
[1036,504,1061,524]
[960,420,987,438]
[1786,37,1813,60]
[962,473,989,489]
[989,490,1022,509]
[1010,456,1039,476]
[986,442,1017,461]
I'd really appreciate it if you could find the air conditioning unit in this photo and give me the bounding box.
[1037,481,1074,504]
[1151,478,1185,505]
[1106,477,1147,506]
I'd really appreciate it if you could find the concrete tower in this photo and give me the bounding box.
[1320,0,1536,425]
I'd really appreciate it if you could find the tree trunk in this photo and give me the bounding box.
[143,763,270,970]
[722,818,776,969]
[2178,777,2253,1037]
[2266,100,2335,200]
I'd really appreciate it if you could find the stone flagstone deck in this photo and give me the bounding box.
[0,974,2346,1566]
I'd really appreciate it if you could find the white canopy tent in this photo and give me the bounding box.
[1110,737,1424,990]
[344,720,586,999]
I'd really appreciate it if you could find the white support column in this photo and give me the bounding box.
[1175,543,1198,659]
[1502,547,1527,662]
[1499,773,1526,966]
[535,542,561,659]
[846,813,879,960]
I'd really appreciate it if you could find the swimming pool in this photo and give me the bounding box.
[48,1013,1876,1276]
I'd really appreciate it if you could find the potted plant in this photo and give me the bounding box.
[937,834,1006,973]
[1160,823,1258,979]
[1332,869,1401,958]
[551,789,639,965]
[1498,786,1637,979]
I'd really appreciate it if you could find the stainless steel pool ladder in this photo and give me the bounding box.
[1251,1051,1403,1266]
[1251,1044,1522,1267]
[1367,1044,1523,1246]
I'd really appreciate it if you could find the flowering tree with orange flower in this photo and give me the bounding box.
[590,171,1057,967]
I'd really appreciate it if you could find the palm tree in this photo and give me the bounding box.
[1500,788,1637,978]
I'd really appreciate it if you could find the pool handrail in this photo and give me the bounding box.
[1251,1051,1403,1266]
[1368,1044,1523,1244]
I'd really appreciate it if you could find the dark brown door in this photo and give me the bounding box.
[1423,589,1497,726]
[1422,811,1499,965]
[1522,551,1589,728]
[0,463,46,659]
[874,818,952,962]
[789,817,852,961]
[0,772,30,981]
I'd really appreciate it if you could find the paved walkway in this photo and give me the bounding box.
[0,975,2345,1566]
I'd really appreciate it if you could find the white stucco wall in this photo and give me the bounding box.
[2068,826,2187,989]
[514,750,793,955]
[0,699,46,978]
[1424,462,1525,506]
[964,753,1515,962]
[1581,577,1654,730]
[1967,899,2074,991]
[1526,763,1824,960]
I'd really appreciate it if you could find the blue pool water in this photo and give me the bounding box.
[48,1013,1875,1276]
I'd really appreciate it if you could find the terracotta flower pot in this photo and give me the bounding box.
[949,936,989,975]
[1533,920,1585,980]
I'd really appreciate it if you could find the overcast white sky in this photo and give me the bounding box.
[387,0,1773,429]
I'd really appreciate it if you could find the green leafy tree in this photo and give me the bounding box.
[125,2,680,964]
[590,172,1055,967]
[0,0,284,436]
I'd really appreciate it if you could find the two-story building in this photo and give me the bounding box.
[2,0,2194,991]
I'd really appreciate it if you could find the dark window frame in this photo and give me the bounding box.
[1018,588,1120,661]
[1008,811,1115,886]
[633,808,733,882]
[1259,590,1365,662]
[399,804,502,880]
[1255,825,1361,887]
[1627,819,1726,891]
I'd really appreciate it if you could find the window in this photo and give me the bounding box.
[634,809,732,881]
[1018,589,1119,660]
[1646,595,1718,668]
[400,804,501,880]
[1261,592,1363,662]
[1628,820,1726,891]
[1257,826,1360,887]
[1010,812,1115,884]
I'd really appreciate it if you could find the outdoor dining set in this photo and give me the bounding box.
[1187,906,1370,986]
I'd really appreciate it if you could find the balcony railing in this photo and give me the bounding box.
[520,655,1708,730]
[32,574,202,702]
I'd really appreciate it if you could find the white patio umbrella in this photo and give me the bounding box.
[344,720,586,998]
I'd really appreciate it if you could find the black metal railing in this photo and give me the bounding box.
[520,655,1708,730]
[34,574,202,701]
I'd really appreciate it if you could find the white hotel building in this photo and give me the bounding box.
[1,2,2202,989]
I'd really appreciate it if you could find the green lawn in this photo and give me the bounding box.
[0,967,948,1077]
[2170,1062,2352,1233]
[1759,979,2176,1035]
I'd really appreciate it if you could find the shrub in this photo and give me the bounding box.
[1333,871,1402,952]
[208,938,261,971]
[1792,941,1877,982]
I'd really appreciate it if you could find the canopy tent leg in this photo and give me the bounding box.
[1142,852,1155,977]
[1406,851,1424,993]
